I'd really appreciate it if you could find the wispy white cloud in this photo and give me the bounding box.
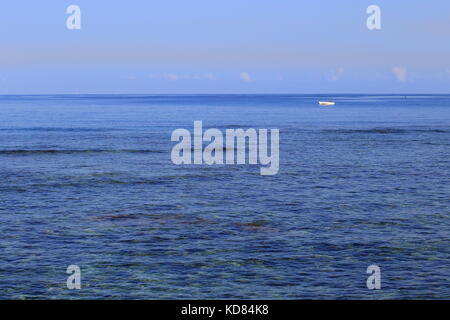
[417,19,450,36]
[123,75,137,81]
[328,67,344,81]
[239,72,252,82]
[149,73,216,81]
[392,66,407,82]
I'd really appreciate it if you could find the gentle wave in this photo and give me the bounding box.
[0,127,123,132]
[322,128,450,134]
[0,149,165,155]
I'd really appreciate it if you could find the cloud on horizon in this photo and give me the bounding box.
[239,72,252,82]
[148,73,216,81]
[328,67,344,81]
[392,67,408,82]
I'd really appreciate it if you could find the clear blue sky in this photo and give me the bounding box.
[1,0,449,94]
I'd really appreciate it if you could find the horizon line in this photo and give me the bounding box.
[1,93,450,96]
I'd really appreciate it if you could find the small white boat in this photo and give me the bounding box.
[319,101,335,106]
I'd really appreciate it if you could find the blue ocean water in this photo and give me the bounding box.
[0,94,449,299]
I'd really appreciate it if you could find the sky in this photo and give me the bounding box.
[0,0,450,94]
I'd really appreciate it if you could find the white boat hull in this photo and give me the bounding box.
[319,101,335,106]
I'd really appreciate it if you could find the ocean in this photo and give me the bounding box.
[0,94,449,299]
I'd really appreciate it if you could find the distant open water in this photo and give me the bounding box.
[0,94,449,299]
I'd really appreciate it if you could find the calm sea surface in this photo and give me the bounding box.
[0,94,449,299]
